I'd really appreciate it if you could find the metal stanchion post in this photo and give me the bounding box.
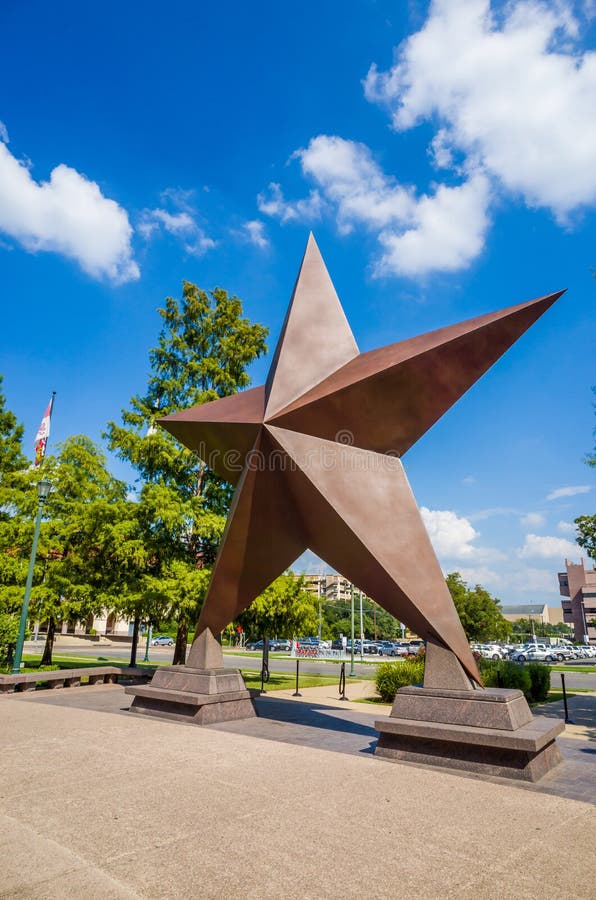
[260,636,270,691]
[339,661,347,700]
[561,672,572,724]
[293,658,301,697]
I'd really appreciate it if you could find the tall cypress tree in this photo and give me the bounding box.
[106,282,268,662]
[0,376,28,664]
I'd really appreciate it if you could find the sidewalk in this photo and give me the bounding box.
[265,680,596,740]
[2,682,595,898]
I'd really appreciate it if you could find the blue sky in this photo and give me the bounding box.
[1,0,594,609]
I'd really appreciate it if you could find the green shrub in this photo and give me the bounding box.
[375,658,424,702]
[526,663,551,703]
[0,613,19,666]
[88,628,97,635]
[480,659,532,699]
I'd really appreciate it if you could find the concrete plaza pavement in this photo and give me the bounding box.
[1,682,595,899]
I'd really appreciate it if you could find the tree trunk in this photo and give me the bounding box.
[40,616,56,667]
[173,619,188,666]
[129,616,140,668]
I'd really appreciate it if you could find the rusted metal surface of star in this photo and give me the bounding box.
[160,235,564,684]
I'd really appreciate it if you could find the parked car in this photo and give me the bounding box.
[478,644,507,661]
[509,644,557,663]
[246,640,266,651]
[376,641,410,657]
[151,635,174,646]
[550,645,575,661]
[274,639,291,652]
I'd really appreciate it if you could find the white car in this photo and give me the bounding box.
[478,644,507,660]
[510,644,556,663]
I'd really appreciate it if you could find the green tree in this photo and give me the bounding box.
[237,575,318,640]
[28,436,139,665]
[0,378,29,664]
[446,572,510,642]
[0,376,27,476]
[573,393,596,561]
[106,282,268,663]
[575,515,596,561]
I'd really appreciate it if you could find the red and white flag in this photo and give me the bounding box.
[34,394,55,467]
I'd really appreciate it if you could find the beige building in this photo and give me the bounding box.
[298,573,354,603]
[558,558,596,644]
[501,604,564,626]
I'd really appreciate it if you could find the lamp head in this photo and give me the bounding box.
[37,479,52,501]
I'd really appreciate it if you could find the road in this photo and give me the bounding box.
[27,641,596,690]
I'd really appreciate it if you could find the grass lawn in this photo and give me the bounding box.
[12,656,356,694]
[550,665,596,674]
[540,691,578,703]
[241,670,359,692]
[18,655,157,671]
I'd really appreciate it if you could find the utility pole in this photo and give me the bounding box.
[317,575,322,641]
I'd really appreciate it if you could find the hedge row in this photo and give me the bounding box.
[375,657,551,704]
[479,659,551,703]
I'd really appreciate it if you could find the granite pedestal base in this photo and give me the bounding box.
[125,665,256,725]
[125,628,257,726]
[375,686,564,782]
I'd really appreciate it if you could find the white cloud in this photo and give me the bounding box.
[520,512,546,528]
[558,520,576,534]
[257,182,323,223]
[139,188,215,257]
[462,475,476,485]
[467,506,519,522]
[546,484,591,500]
[240,219,269,249]
[420,506,479,558]
[297,135,414,232]
[260,135,491,277]
[0,141,138,283]
[364,0,596,219]
[518,533,579,559]
[457,566,503,587]
[375,170,490,276]
[0,120,9,144]
[505,565,556,593]
[148,209,196,235]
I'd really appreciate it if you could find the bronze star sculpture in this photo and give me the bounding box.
[160,235,563,686]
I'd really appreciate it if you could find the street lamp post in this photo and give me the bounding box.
[12,479,52,674]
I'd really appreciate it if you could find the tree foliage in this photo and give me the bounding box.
[574,515,596,561]
[446,572,510,641]
[0,375,27,478]
[573,394,596,561]
[106,282,267,661]
[0,379,29,662]
[238,575,318,640]
[106,282,268,511]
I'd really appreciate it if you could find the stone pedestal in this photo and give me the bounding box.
[125,629,256,726]
[375,685,564,782]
